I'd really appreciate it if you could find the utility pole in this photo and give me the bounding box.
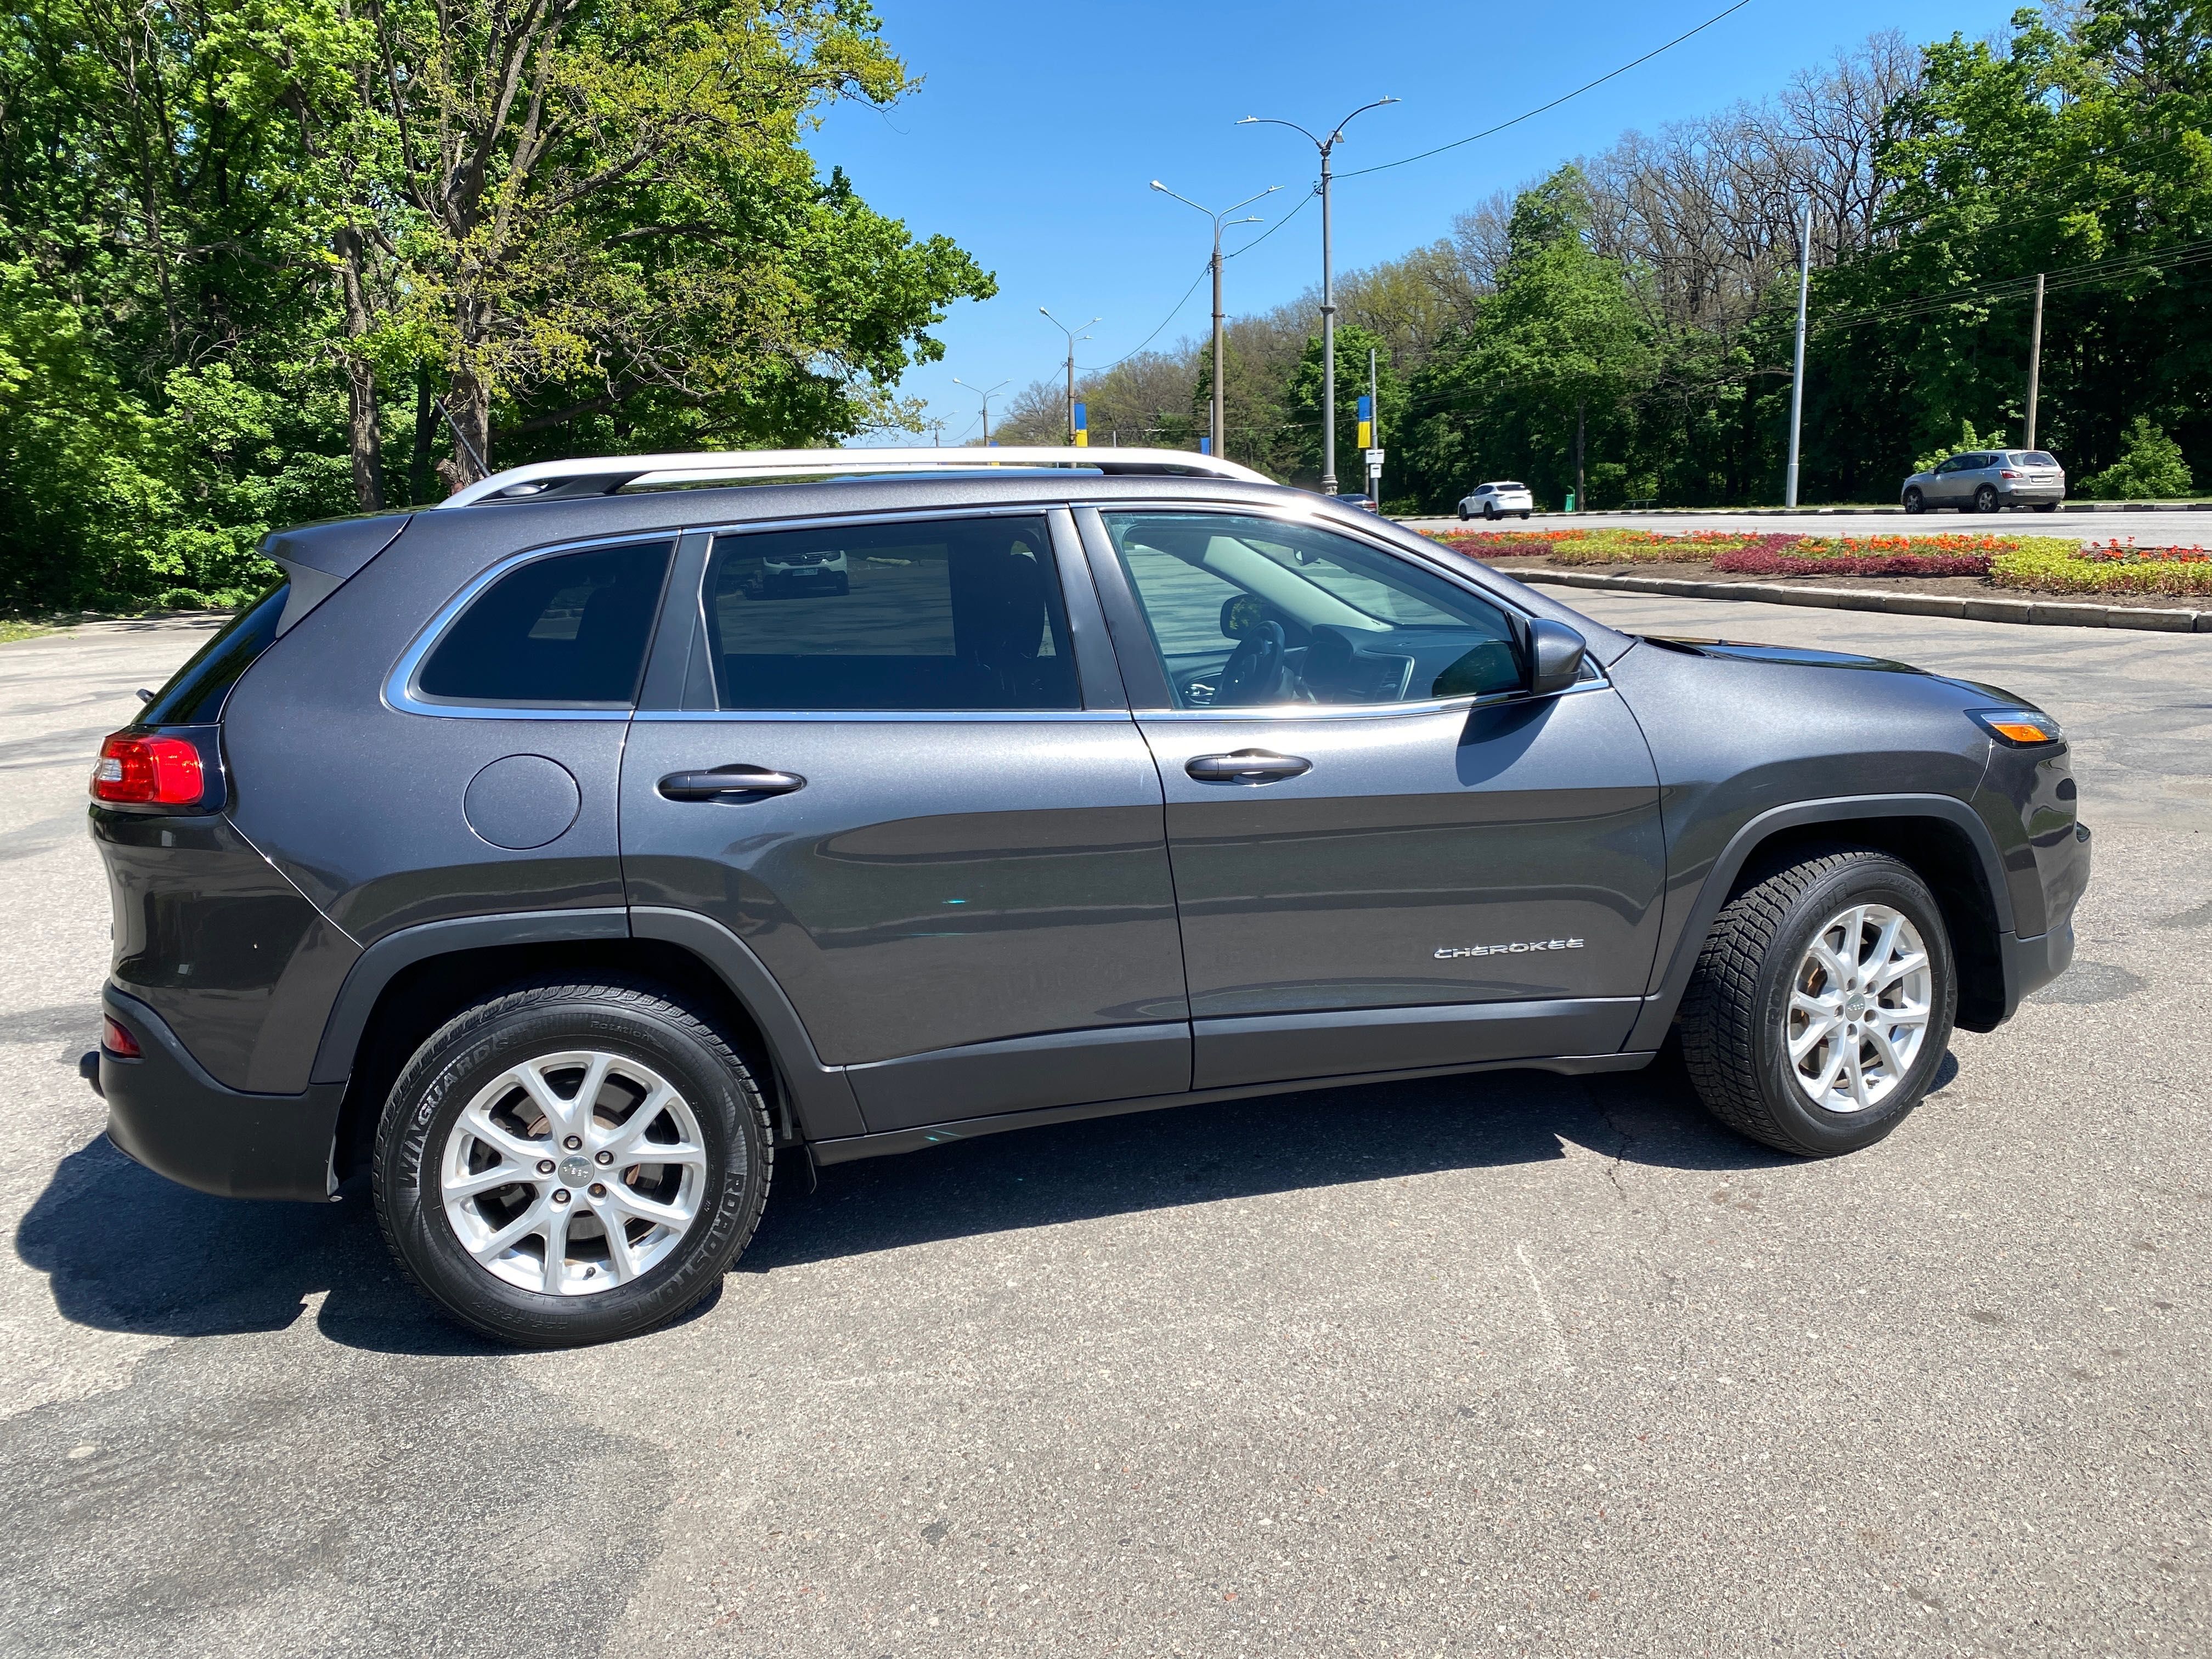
[2025,272,2046,450]
[1152,182,1277,459]
[951,376,1008,447]
[1785,201,1812,507]
[1240,97,1397,494]
[1575,401,1585,513]
[1039,309,1099,445]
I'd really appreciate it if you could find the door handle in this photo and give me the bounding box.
[1186,750,1312,783]
[657,765,806,801]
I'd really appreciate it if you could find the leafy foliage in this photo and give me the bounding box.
[0,0,990,612]
[2079,417,2194,496]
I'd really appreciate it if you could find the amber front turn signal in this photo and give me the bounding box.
[1970,708,2063,747]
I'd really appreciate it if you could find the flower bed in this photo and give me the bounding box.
[1993,539,2212,596]
[1436,528,2035,576]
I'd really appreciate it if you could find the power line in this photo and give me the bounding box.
[1339,0,1756,180]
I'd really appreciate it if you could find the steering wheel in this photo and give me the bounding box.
[1215,619,1286,706]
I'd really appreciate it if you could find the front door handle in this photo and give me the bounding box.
[1186,750,1312,783]
[658,765,806,802]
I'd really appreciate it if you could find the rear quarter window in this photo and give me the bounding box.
[142,580,289,724]
[415,539,675,707]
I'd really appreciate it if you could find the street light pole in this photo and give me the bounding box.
[1150,182,1278,459]
[950,376,1008,446]
[1240,97,1397,495]
[1039,309,1101,445]
[1785,202,1812,509]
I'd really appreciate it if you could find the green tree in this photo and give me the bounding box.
[1281,324,1408,490]
[1404,168,1649,509]
[2081,415,2194,495]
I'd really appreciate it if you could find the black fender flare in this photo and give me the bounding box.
[309,905,864,1141]
[1627,793,2013,1052]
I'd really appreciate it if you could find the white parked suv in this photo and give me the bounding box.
[1459,481,1534,521]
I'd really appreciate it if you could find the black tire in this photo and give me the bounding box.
[2035,501,2059,513]
[1974,484,1999,513]
[1519,511,1530,520]
[1678,848,1957,1158]
[1483,504,1498,521]
[374,979,772,1347]
[833,573,850,595]
[1458,506,1471,521]
[1903,487,1924,514]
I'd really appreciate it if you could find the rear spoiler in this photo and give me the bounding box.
[261,513,413,635]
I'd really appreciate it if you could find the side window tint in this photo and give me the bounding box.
[1100,511,1525,710]
[144,578,289,724]
[704,516,1080,712]
[417,539,674,706]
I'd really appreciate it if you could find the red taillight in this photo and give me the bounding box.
[1999,470,2019,478]
[101,1014,141,1057]
[91,732,205,805]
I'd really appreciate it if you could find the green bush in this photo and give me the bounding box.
[1914,420,2010,477]
[2079,418,2194,500]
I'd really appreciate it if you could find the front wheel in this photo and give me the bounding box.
[1458,505,1471,521]
[374,979,772,1346]
[1679,849,1956,1157]
[1903,487,1925,514]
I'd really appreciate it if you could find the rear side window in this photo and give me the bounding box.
[417,539,674,707]
[143,579,289,724]
[704,516,1079,712]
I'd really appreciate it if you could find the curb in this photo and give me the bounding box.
[1489,566,2212,633]
[1401,500,2212,524]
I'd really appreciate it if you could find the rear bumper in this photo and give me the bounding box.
[95,986,341,1202]
[1999,484,2065,504]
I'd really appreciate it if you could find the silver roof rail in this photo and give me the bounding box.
[436,445,1273,508]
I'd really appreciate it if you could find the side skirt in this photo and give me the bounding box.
[809,1050,1657,1166]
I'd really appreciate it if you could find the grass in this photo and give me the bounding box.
[0,618,56,644]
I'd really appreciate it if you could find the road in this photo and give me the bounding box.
[2,601,2207,1656]
[1400,506,2212,545]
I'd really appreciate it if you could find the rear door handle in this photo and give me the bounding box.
[1185,750,1312,783]
[657,765,806,801]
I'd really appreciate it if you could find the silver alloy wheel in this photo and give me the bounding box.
[439,1049,707,1295]
[1785,904,1933,1114]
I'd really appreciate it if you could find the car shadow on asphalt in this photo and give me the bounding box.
[16,1048,1949,1353]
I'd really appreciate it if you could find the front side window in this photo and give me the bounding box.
[704,515,1079,712]
[1100,510,1525,709]
[417,539,674,707]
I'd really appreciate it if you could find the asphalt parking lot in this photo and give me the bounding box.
[3,598,2207,1657]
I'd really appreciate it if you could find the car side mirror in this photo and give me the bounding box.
[1527,619,1588,697]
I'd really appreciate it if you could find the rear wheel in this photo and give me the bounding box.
[1974,483,2000,513]
[1679,849,1956,1157]
[1519,511,1530,520]
[2035,501,2059,513]
[374,979,771,1346]
[1483,504,1498,521]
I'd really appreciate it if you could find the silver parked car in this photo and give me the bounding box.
[1901,450,2065,514]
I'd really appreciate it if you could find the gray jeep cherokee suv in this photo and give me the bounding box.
[83,448,2090,1346]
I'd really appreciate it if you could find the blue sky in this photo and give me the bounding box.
[812,0,2019,444]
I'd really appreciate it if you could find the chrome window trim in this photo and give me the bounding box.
[384,531,680,720]
[633,708,1139,725]
[1130,677,1613,723]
